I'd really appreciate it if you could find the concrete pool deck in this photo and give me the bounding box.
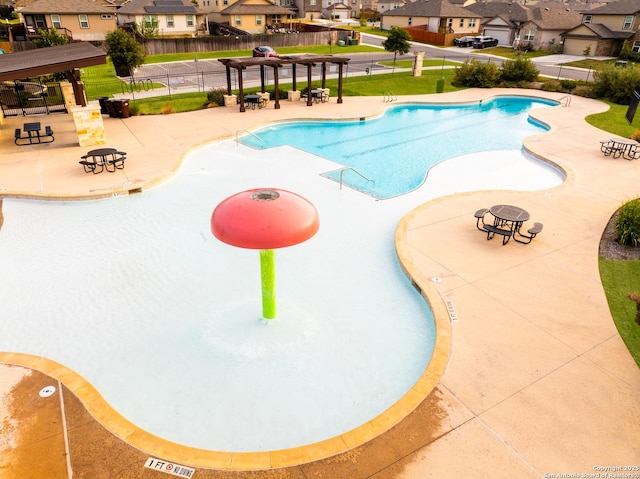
[0,89,638,478]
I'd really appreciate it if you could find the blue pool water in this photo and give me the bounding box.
[241,97,556,199]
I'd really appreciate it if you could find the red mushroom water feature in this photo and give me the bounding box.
[211,188,319,321]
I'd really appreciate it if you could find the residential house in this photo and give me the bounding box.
[116,0,210,36]
[360,0,414,22]
[325,2,353,20]
[17,0,117,41]
[381,0,481,35]
[465,1,529,45]
[215,0,295,34]
[561,0,640,56]
[516,1,582,51]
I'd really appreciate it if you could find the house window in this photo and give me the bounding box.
[633,41,640,53]
[256,15,262,25]
[166,15,174,28]
[50,14,62,28]
[469,18,476,27]
[408,16,412,25]
[328,0,332,5]
[459,18,464,28]
[78,14,89,29]
[393,3,400,8]
[186,15,194,27]
[447,18,453,28]
[310,0,316,5]
[143,15,158,27]
[235,15,241,26]
[583,14,592,24]
[524,29,535,41]
[223,0,228,5]
[623,15,633,30]
[352,0,356,4]
[100,14,113,20]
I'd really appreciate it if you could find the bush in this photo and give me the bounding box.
[560,79,578,90]
[540,80,562,92]
[207,88,227,106]
[616,199,640,247]
[572,84,596,98]
[453,60,501,88]
[630,130,640,142]
[500,56,539,82]
[267,87,289,100]
[592,66,640,104]
[161,102,175,114]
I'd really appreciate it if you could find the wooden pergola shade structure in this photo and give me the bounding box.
[218,55,350,112]
[0,43,106,107]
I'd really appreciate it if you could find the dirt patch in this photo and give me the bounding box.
[599,210,640,260]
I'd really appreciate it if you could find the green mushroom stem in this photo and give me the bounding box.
[260,249,277,320]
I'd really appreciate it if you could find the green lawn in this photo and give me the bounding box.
[586,101,640,137]
[599,259,640,367]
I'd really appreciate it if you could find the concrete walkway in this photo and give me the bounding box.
[0,89,638,478]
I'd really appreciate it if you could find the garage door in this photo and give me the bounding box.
[484,28,510,46]
[563,39,595,56]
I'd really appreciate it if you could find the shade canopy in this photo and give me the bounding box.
[211,188,319,249]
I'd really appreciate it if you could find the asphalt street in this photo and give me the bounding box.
[125,32,599,98]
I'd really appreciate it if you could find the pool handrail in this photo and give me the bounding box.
[339,167,371,190]
[236,129,263,146]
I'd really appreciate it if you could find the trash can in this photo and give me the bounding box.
[436,78,445,93]
[105,99,118,118]
[98,97,109,114]
[338,40,345,47]
[118,99,131,118]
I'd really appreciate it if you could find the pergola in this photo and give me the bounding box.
[218,54,350,112]
[0,42,107,107]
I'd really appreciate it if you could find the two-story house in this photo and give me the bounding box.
[116,0,210,36]
[516,2,582,51]
[465,1,529,45]
[214,0,295,34]
[381,0,480,36]
[18,0,118,42]
[561,0,640,56]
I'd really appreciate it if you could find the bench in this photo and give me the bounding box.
[14,125,54,145]
[514,222,543,244]
[474,208,489,231]
[483,224,512,245]
[108,151,127,170]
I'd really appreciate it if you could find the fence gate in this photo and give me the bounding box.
[0,79,68,117]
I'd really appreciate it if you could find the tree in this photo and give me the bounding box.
[105,29,145,77]
[382,26,411,69]
[34,27,68,48]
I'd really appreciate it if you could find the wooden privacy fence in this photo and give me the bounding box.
[140,31,351,55]
[404,26,459,47]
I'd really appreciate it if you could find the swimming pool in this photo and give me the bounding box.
[0,97,564,455]
[240,97,557,199]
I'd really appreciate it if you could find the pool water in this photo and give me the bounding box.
[241,97,556,199]
[0,97,563,454]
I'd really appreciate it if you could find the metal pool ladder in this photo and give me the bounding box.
[338,167,371,190]
[383,91,397,103]
[235,129,263,146]
[558,95,571,107]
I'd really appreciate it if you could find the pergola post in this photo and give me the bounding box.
[306,63,313,107]
[337,63,344,104]
[321,62,327,89]
[225,64,232,95]
[237,66,246,112]
[292,64,297,92]
[272,65,281,110]
[260,65,266,92]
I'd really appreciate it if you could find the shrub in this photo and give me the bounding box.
[592,66,640,104]
[560,79,578,90]
[452,59,501,88]
[616,199,640,247]
[572,84,596,98]
[128,101,140,116]
[267,87,289,100]
[630,130,640,142]
[207,88,227,106]
[540,80,562,92]
[500,56,539,82]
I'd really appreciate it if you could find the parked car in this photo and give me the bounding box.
[252,46,279,57]
[453,36,475,47]
[472,36,499,49]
